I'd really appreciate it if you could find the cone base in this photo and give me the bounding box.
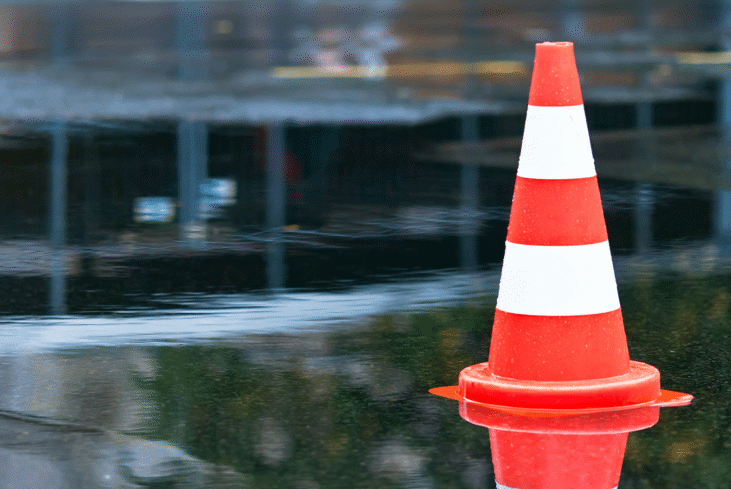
[430,360,692,414]
[459,360,660,411]
[430,384,692,415]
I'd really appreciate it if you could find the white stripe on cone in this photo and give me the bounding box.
[496,241,621,316]
[518,105,596,180]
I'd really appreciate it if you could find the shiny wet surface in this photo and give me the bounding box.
[0,2,728,485]
[0,258,727,488]
[0,118,729,488]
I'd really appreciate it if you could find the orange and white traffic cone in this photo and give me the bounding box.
[431,42,691,412]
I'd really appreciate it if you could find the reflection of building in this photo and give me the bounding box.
[0,1,729,313]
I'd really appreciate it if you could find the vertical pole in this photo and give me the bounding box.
[634,2,655,256]
[717,187,731,253]
[176,0,208,245]
[178,121,195,239]
[48,2,69,313]
[634,96,654,255]
[271,0,292,66]
[633,181,653,254]
[717,0,731,253]
[49,122,69,315]
[722,78,731,163]
[460,114,479,270]
[266,124,286,290]
[176,1,206,81]
[459,0,480,271]
[50,4,69,63]
[177,121,208,244]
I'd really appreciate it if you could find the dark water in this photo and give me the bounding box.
[0,0,727,485]
[0,266,727,487]
[0,254,729,487]
[0,119,730,487]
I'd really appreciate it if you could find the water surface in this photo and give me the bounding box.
[0,257,727,487]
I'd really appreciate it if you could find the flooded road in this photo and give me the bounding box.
[0,255,727,488]
[0,116,728,488]
[0,1,728,486]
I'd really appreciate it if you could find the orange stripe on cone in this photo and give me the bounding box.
[488,309,629,381]
[528,42,583,106]
[508,176,608,246]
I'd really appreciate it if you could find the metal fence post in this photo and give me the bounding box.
[176,1,207,81]
[178,121,208,244]
[266,124,286,290]
[49,122,69,315]
[717,0,731,252]
[460,114,479,270]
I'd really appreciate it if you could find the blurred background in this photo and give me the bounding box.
[0,0,729,314]
[0,2,729,488]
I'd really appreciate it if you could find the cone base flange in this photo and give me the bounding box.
[430,360,692,415]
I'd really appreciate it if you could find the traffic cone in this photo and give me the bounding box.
[431,41,691,412]
[460,402,660,489]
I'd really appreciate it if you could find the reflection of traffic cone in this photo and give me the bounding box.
[460,402,659,489]
[431,42,691,412]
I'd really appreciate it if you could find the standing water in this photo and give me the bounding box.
[0,1,728,484]
[0,136,726,486]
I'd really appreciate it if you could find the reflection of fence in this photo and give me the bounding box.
[0,0,730,313]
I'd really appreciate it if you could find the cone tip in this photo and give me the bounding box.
[537,41,574,47]
[528,41,583,106]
